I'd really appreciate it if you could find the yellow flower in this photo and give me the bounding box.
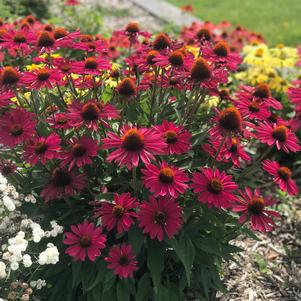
[200,95,220,109]
[103,63,121,88]
[185,46,199,57]
[40,53,61,59]
[269,76,289,93]
[11,92,31,106]
[243,44,273,66]
[26,63,44,71]
[269,46,298,67]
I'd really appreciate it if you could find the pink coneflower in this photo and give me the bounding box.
[189,57,228,90]
[237,84,282,110]
[41,168,86,202]
[155,120,191,155]
[72,37,106,53]
[67,100,118,131]
[47,113,69,129]
[96,193,138,233]
[133,49,160,72]
[137,196,182,241]
[35,31,56,51]
[63,221,106,261]
[24,133,61,165]
[209,107,248,140]
[0,91,14,107]
[288,86,301,112]
[191,167,237,208]
[202,41,242,70]
[1,30,35,55]
[116,77,137,97]
[0,66,21,89]
[71,56,110,75]
[73,75,102,89]
[151,32,171,50]
[256,122,301,153]
[153,50,194,70]
[235,98,270,121]
[266,112,285,126]
[0,109,35,147]
[107,44,120,59]
[203,137,250,167]
[65,0,80,5]
[232,188,280,232]
[53,58,73,75]
[262,160,298,195]
[102,126,166,169]
[105,243,138,279]
[60,136,99,170]
[53,29,81,49]
[22,68,63,90]
[114,22,151,45]
[141,161,189,198]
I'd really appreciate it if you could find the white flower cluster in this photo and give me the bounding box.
[0,261,6,278]
[0,173,63,280]
[0,175,21,212]
[38,243,60,265]
[4,231,29,271]
[30,279,46,290]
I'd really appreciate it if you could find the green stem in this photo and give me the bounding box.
[239,146,272,179]
[132,167,138,197]
[212,134,227,167]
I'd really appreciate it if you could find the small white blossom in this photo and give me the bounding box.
[24,194,36,204]
[38,244,59,265]
[0,261,7,279]
[10,261,19,271]
[2,252,11,261]
[22,254,32,268]
[2,195,16,211]
[32,225,45,243]
[31,279,46,290]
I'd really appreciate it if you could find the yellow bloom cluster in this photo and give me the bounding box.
[236,43,299,93]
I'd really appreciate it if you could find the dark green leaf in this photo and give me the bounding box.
[147,239,164,293]
[86,260,107,291]
[103,271,116,292]
[71,261,82,288]
[128,225,144,253]
[117,280,130,301]
[136,273,152,301]
[167,234,195,286]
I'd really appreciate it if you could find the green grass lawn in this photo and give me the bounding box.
[168,0,301,46]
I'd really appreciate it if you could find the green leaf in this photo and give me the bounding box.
[81,261,97,292]
[128,225,144,253]
[136,273,152,301]
[103,272,116,292]
[147,239,164,293]
[195,238,222,255]
[102,285,117,301]
[156,285,179,301]
[167,234,195,286]
[242,227,260,241]
[71,261,82,288]
[87,285,102,301]
[48,270,73,301]
[86,260,107,291]
[200,267,210,298]
[117,280,130,301]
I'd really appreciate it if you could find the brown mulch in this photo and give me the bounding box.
[217,200,301,301]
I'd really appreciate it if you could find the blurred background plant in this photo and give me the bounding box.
[0,0,49,19]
